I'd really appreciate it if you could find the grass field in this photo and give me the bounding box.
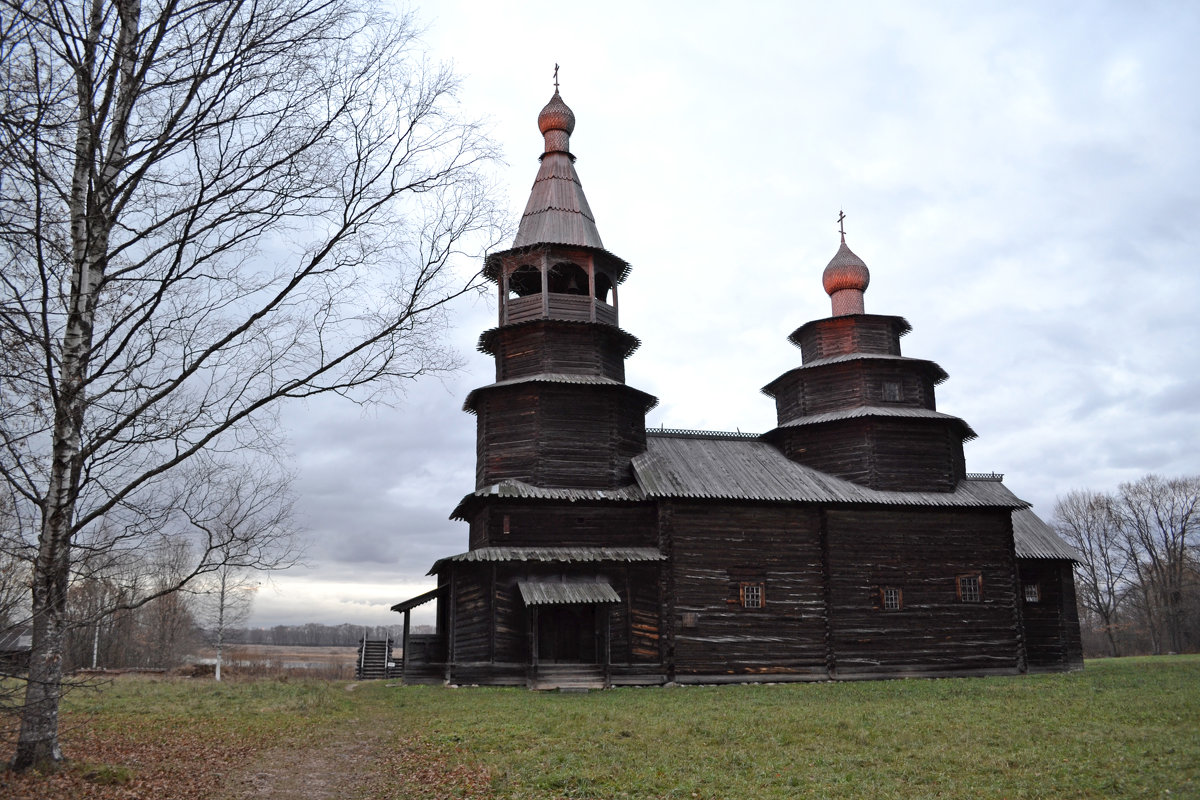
[2,655,1197,799]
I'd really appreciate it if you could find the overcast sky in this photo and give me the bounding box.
[250,0,1200,629]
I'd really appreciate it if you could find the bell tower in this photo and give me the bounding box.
[465,85,656,490]
[763,219,974,491]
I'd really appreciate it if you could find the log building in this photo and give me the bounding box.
[392,87,1083,688]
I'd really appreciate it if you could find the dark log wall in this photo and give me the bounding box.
[769,361,938,423]
[446,562,663,681]
[469,501,658,549]
[870,419,965,491]
[824,507,1021,676]
[795,315,905,361]
[475,384,648,488]
[451,568,491,663]
[668,502,827,676]
[1018,560,1084,670]
[484,321,631,382]
[772,418,964,492]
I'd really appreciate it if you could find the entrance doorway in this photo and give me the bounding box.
[536,605,599,663]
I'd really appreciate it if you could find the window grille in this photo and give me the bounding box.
[1023,584,1041,603]
[957,573,982,603]
[740,582,764,609]
[882,586,902,611]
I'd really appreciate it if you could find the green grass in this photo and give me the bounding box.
[24,656,1200,799]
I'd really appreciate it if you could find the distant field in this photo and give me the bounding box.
[186,644,359,678]
[2,655,1197,799]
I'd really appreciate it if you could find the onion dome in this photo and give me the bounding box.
[822,234,870,316]
[538,90,575,155]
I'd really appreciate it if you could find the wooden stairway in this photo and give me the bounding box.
[529,664,607,691]
[355,637,399,680]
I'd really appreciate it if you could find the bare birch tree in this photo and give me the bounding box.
[0,0,502,770]
[185,464,297,681]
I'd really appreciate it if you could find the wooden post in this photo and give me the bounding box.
[587,255,596,322]
[402,609,411,683]
[488,565,496,664]
[603,606,612,688]
[499,267,508,326]
[446,573,457,684]
[530,606,539,685]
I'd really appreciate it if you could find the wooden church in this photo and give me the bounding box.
[391,87,1083,688]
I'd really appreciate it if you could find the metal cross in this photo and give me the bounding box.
[554,64,560,91]
[837,209,846,236]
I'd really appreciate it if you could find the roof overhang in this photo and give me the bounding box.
[518,580,620,606]
[429,546,665,575]
[390,585,445,613]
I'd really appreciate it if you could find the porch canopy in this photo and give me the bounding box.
[517,580,620,606]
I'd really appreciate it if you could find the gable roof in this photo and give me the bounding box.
[633,433,1024,508]
[1012,507,1080,561]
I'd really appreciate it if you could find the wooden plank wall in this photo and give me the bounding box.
[476,385,648,488]
[797,317,903,362]
[445,562,665,684]
[476,502,658,549]
[669,502,828,676]
[774,419,963,492]
[772,362,938,423]
[825,507,1021,676]
[490,323,628,382]
[1018,560,1084,670]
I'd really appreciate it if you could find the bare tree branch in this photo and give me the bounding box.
[0,0,504,769]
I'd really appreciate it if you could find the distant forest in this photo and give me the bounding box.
[227,623,436,647]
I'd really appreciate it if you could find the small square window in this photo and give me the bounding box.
[681,612,699,628]
[882,381,903,402]
[957,573,982,603]
[1023,584,1041,603]
[740,582,764,609]
[882,586,903,611]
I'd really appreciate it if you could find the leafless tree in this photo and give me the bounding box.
[1053,489,1132,656]
[0,0,502,770]
[1112,475,1200,654]
[186,465,297,681]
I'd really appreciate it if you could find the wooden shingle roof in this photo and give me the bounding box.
[633,434,1023,507]
[518,580,621,606]
[1012,507,1080,561]
[773,405,978,441]
[430,546,665,574]
[513,151,604,249]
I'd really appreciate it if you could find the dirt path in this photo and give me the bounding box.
[219,683,493,800]
[221,685,387,800]
[223,729,386,800]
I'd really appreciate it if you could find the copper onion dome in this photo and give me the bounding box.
[822,234,870,316]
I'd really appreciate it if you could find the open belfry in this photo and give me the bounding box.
[391,82,1082,688]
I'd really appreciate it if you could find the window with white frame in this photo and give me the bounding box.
[882,586,903,611]
[1023,583,1041,603]
[740,582,764,609]
[957,572,982,603]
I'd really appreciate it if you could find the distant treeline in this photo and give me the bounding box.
[226,622,435,647]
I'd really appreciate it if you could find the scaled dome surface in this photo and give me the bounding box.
[538,91,576,135]
[822,238,871,296]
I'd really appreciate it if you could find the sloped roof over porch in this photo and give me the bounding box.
[428,546,665,575]
[517,580,621,606]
